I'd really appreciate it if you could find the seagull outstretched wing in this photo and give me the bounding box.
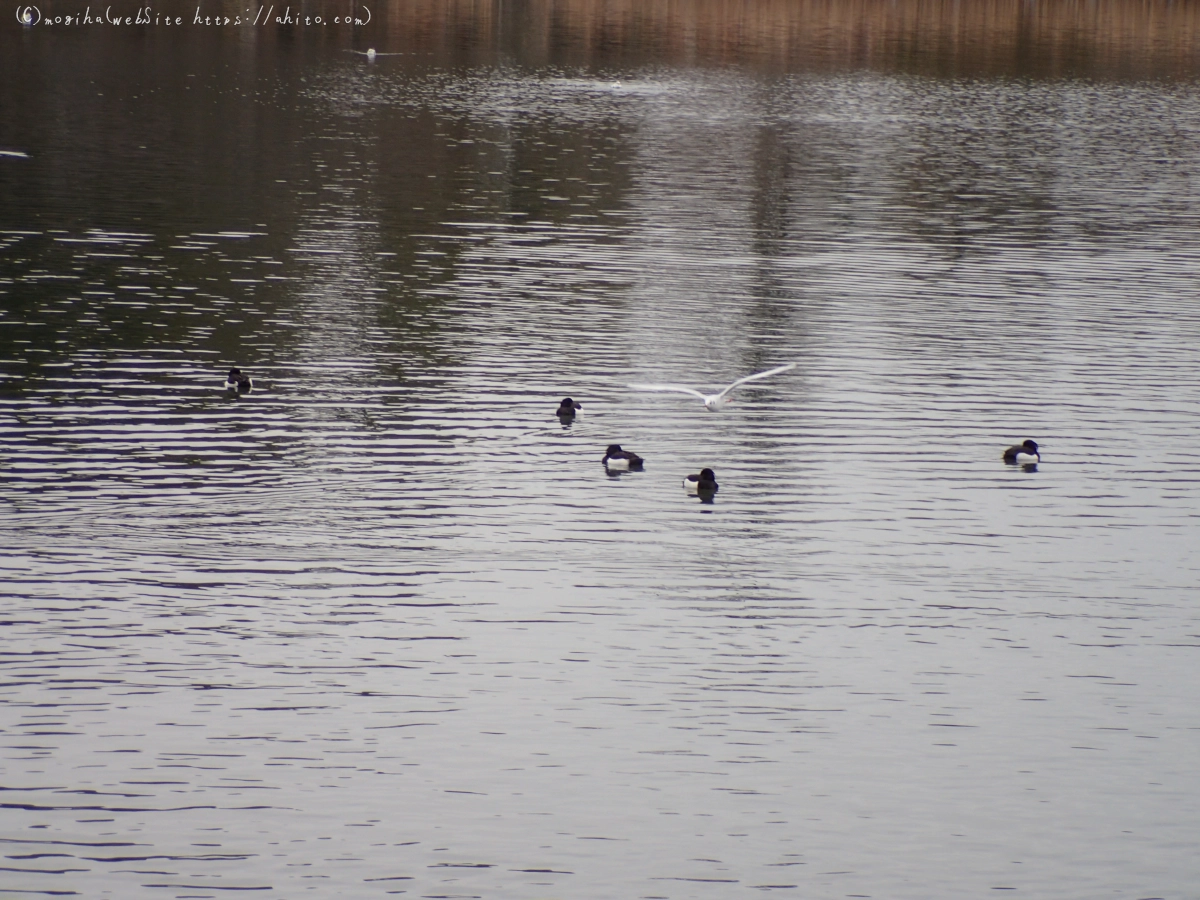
[711,363,797,401]
[626,384,709,400]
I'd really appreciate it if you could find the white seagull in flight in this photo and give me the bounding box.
[628,362,797,411]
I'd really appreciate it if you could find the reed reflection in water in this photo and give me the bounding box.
[2,1,1200,898]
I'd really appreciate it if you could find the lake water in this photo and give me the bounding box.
[2,1,1200,897]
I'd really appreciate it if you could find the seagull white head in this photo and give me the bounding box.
[627,362,797,412]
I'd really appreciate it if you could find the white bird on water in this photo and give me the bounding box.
[627,362,797,411]
[348,48,404,59]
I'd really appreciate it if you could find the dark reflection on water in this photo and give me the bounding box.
[3,2,1200,899]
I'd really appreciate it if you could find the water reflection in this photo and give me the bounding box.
[368,0,1200,79]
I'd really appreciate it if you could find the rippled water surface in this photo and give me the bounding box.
[3,2,1200,897]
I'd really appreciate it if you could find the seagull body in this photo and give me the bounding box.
[683,468,718,494]
[628,362,797,411]
[602,444,643,471]
[1003,440,1040,464]
[226,368,253,394]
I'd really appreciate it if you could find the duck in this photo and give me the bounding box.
[226,368,253,394]
[683,468,718,494]
[557,397,582,418]
[627,362,796,412]
[1002,439,1039,464]
[602,444,643,470]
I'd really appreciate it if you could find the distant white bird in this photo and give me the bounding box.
[348,48,403,59]
[628,363,797,411]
